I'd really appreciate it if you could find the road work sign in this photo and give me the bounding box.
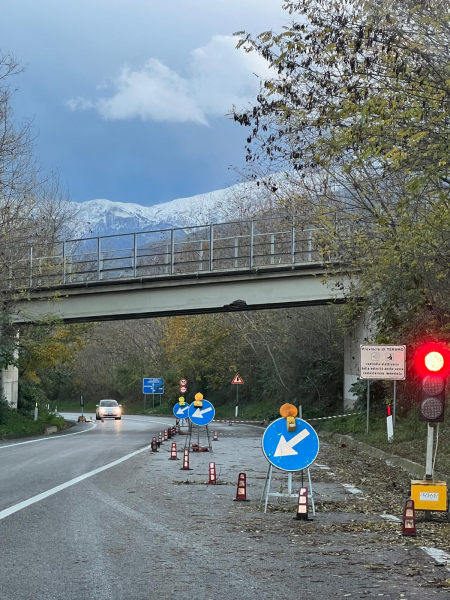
[173,402,190,419]
[143,378,164,394]
[188,399,215,426]
[262,418,319,472]
[360,345,406,380]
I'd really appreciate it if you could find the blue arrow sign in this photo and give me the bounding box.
[262,418,319,472]
[143,378,164,394]
[173,402,190,419]
[188,400,215,426]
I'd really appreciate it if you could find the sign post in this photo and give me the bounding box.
[231,374,244,418]
[360,345,406,435]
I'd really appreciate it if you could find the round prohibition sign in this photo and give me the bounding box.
[180,385,187,394]
[179,379,187,386]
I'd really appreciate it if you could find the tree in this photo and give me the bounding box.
[0,50,74,371]
[232,0,450,343]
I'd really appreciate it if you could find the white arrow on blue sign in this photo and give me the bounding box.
[262,417,319,472]
[188,400,215,426]
[143,378,164,394]
[173,402,190,419]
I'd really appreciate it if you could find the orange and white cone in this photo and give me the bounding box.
[151,437,158,452]
[294,487,310,520]
[169,442,178,460]
[234,473,250,502]
[213,431,219,441]
[164,429,168,441]
[402,499,416,536]
[208,462,217,484]
[180,449,192,470]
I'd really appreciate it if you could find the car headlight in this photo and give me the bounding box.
[99,408,105,414]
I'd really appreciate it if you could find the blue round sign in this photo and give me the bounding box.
[173,402,190,419]
[262,418,319,472]
[188,400,215,426]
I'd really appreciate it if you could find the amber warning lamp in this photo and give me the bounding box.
[280,403,298,432]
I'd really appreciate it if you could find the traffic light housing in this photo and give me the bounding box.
[415,342,450,423]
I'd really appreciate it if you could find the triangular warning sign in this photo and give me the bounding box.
[232,373,244,384]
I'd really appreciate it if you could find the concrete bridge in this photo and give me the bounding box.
[4,217,365,408]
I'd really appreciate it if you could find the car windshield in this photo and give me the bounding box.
[99,400,118,407]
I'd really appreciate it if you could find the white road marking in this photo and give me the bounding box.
[0,423,97,450]
[420,546,450,571]
[381,514,401,522]
[0,442,152,521]
[342,483,364,495]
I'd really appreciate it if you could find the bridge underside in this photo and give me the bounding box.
[16,267,346,324]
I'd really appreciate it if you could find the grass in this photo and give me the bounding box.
[318,406,450,476]
[0,410,66,437]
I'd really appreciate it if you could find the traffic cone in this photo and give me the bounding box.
[181,449,192,470]
[294,487,310,520]
[402,499,416,536]
[208,462,217,484]
[234,473,250,501]
[151,437,158,452]
[167,428,172,439]
[229,420,232,426]
[213,431,219,441]
[164,429,168,441]
[169,442,178,460]
[158,432,163,445]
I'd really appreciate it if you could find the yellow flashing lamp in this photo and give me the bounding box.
[194,392,203,408]
[280,403,298,432]
[179,397,185,406]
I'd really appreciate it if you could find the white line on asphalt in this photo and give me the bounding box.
[420,546,450,571]
[380,514,401,522]
[0,423,97,450]
[342,483,364,495]
[124,417,174,426]
[0,442,152,521]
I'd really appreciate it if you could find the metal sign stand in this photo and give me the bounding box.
[260,465,315,515]
[184,422,212,452]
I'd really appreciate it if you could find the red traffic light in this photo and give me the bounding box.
[414,342,450,378]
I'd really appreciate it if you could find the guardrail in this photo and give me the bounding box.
[5,216,330,289]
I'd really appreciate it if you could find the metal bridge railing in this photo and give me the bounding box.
[6,216,329,289]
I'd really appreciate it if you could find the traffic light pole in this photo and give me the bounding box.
[425,423,434,480]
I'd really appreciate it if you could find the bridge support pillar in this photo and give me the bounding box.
[0,330,19,409]
[1,364,19,409]
[343,314,374,410]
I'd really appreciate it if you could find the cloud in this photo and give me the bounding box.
[67,35,272,125]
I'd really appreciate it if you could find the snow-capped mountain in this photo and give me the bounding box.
[69,178,284,238]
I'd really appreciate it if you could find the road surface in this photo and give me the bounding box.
[0,414,448,599]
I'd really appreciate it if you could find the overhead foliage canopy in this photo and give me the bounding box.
[233,0,450,341]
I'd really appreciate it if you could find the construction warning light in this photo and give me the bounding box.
[414,342,450,423]
[194,392,203,407]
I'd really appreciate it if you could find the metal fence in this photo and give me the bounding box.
[7,217,328,289]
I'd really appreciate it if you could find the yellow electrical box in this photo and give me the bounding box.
[411,480,447,511]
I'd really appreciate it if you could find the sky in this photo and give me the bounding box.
[2,0,287,206]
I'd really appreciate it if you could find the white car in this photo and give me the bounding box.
[96,399,122,420]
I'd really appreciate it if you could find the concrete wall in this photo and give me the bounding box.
[343,313,375,410]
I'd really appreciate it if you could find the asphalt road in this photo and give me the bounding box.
[1,414,449,600]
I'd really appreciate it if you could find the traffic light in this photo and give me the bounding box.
[415,342,450,422]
